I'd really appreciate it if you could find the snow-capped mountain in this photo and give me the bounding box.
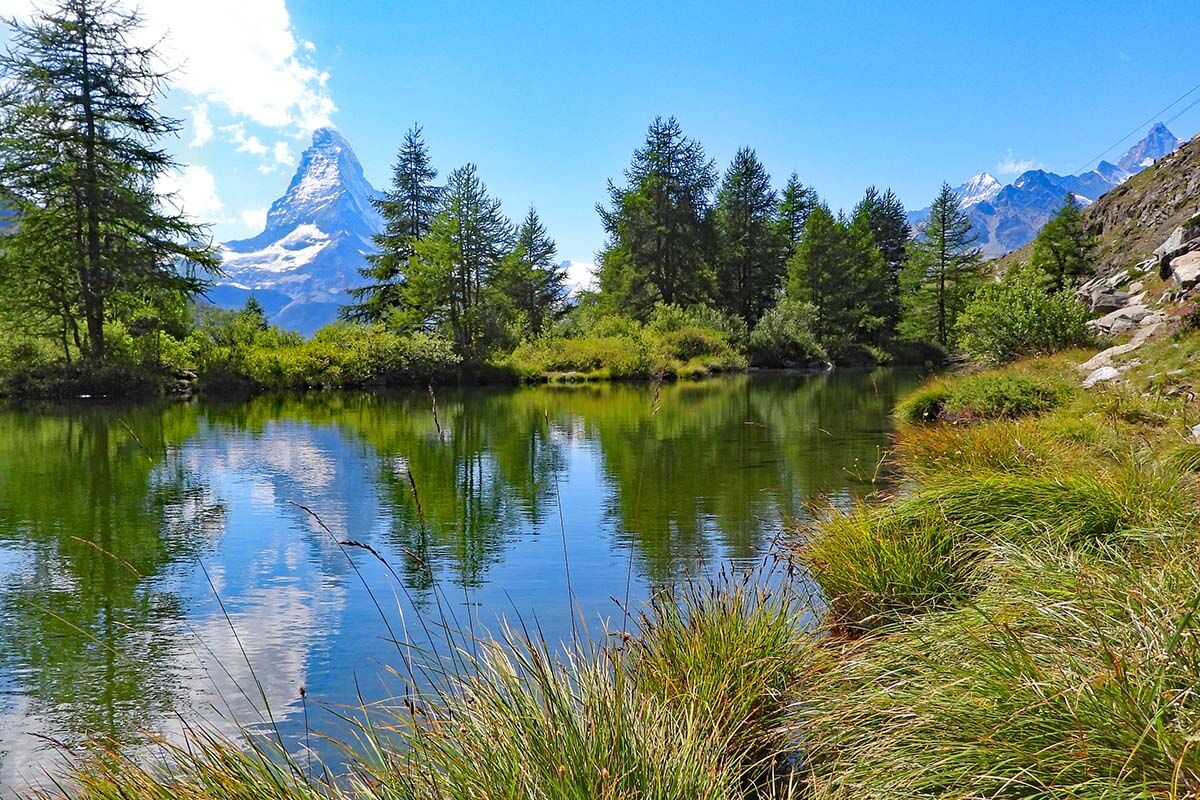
[1117,122,1179,173]
[955,172,1002,207]
[911,123,1181,259]
[209,128,383,334]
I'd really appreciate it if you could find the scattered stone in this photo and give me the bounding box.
[1106,269,1130,289]
[1128,280,1145,294]
[1082,366,1121,388]
[1085,287,1129,313]
[1091,305,1152,335]
[1191,422,1200,442]
[1132,257,1156,274]
[1078,320,1163,373]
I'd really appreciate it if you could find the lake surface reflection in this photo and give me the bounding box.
[0,371,919,788]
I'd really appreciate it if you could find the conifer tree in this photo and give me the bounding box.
[713,147,785,325]
[596,116,717,316]
[403,164,514,360]
[854,186,910,333]
[500,206,567,337]
[778,173,819,257]
[899,183,983,347]
[1027,193,1095,292]
[0,0,217,361]
[345,124,440,322]
[786,204,886,354]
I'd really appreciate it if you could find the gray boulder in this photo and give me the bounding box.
[1169,251,1200,289]
[1155,215,1200,266]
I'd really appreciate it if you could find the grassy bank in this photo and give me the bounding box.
[38,331,1200,798]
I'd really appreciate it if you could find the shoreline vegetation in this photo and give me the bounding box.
[34,330,1200,798]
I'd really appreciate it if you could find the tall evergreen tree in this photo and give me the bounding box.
[854,186,910,333]
[0,0,217,361]
[596,116,717,316]
[786,205,887,354]
[899,183,983,347]
[344,124,440,322]
[500,206,567,337]
[713,147,785,325]
[1027,193,1095,292]
[778,173,819,256]
[403,164,514,360]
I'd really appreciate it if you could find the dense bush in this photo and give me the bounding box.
[506,304,746,381]
[747,298,827,368]
[956,263,1092,364]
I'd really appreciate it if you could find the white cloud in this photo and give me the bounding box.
[996,150,1044,176]
[564,260,597,295]
[158,164,225,222]
[240,207,268,231]
[0,1,335,135]
[273,140,296,166]
[136,0,335,134]
[222,123,270,157]
[189,102,213,147]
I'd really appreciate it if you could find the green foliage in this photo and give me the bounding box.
[899,183,984,348]
[747,297,826,367]
[803,510,977,631]
[506,305,745,380]
[596,117,718,316]
[497,206,568,337]
[777,172,819,256]
[854,186,911,333]
[0,0,218,362]
[1028,192,1096,292]
[786,205,888,358]
[712,147,786,326]
[956,262,1093,364]
[345,124,441,322]
[896,372,1069,424]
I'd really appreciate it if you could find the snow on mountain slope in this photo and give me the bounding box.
[911,123,1181,259]
[210,128,383,335]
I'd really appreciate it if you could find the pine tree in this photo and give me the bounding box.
[778,173,819,257]
[785,204,886,354]
[713,147,785,325]
[854,186,910,334]
[1027,193,1095,292]
[500,206,567,337]
[344,124,440,322]
[403,164,514,360]
[899,183,983,347]
[596,116,717,316]
[0,0,217,361]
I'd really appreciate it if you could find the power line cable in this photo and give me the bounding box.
[1075,79,1200,172]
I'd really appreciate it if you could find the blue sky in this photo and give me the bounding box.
[5,0,1199,265]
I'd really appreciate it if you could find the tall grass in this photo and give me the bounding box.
[802,540,1200,799]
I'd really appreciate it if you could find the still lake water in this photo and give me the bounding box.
[0,371,919,788]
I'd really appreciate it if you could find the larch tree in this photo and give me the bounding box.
[500,206,567,337]
[345,123,441,322]
[1027,193,1095,292]
[713,147,785,326]
[0,0,217,361]
[596,116,717,316]
[404,164,514,360]
[778,173,819,257]
[854,186,910,335]
[899,183,983,348]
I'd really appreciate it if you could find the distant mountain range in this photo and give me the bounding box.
[910,123,1181,258]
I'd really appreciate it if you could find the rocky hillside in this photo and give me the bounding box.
[1085,130,1200,280]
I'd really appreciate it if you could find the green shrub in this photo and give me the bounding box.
[956,263,1093,364]
[803,511,977,631]
[748,298,826,368]
[631,571,813,784]
[897,371,1068,424]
